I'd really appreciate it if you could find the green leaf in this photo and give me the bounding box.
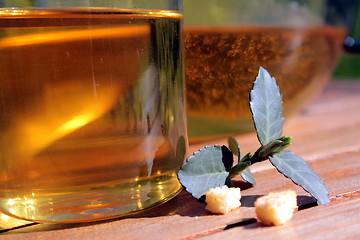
[239,153,255,185]
[228,136,241,160]
[269,150,330,205]
[253,136,292,162]
[228,137,255,185]
[258,136,292,158]
[240,168,256,185]
[177,145,234,199]
[250,67,284,146]
[229,161,250,178]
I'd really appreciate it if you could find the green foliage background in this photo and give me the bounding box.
[333,4,360,80]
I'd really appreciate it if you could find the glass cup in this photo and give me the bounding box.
[0,0,187,223]
[183,0,351,142]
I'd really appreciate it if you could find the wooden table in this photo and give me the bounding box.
[1,81,360,239]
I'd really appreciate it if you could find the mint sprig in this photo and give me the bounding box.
[178,67,330,205]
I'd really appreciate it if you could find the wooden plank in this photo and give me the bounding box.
[2,148,359,239]
[0,81,359,238]
[199,196,360,240]
[0,214,35,233]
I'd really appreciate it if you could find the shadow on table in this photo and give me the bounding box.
[2,188,316,235]
[1,190,207,234]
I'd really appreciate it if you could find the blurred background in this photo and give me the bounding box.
[183,0,360,140]
[333,0,360,79]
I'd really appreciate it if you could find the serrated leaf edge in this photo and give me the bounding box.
[269,150,330,205]
[177,145,232,199]
[250,66,284,146]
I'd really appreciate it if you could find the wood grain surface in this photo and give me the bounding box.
[0,81,360,240]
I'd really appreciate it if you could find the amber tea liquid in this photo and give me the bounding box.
[0,8,186,222]
[184,26,346,140]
